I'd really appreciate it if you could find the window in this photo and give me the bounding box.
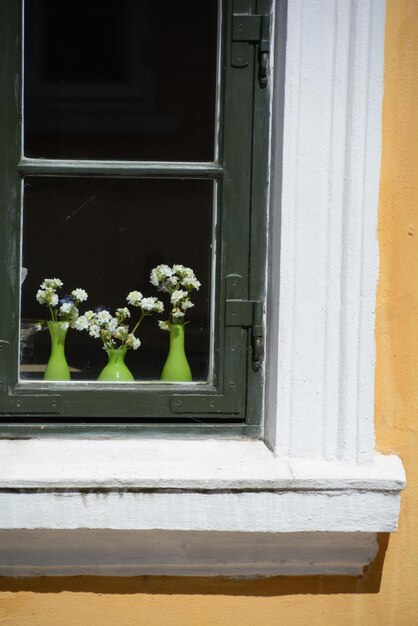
[0,0,406,578]
[0,0,271,434]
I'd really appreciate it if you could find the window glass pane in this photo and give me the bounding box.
[20,177,213,382]
[24,0,218,161]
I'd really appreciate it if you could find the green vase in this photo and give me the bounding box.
[98,346,134,381]
[161,323,192,382]
[44,321,71,381]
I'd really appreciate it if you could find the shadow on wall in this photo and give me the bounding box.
[0,534,389,596]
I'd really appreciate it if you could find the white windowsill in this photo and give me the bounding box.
[0,439,405,576]
[2,438,405,494]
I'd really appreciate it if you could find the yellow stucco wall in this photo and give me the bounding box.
[1,1,418,624]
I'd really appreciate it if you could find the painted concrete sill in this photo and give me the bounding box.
[0,439,405,576]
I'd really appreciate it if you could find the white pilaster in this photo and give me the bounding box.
[266,0,386,462]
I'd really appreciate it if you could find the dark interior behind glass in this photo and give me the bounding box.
[20,178,214,381]
[24,0,218,161]
[20,0,218,383]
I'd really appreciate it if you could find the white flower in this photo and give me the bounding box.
[89,324,101,338]
[71,288,88,303]
[60,302,73,314]
[150,268,160,287]
[116,307,131,321]
[150,264,174,286]
[181,277,201,290]
[60,321,69,331]
[41,278,63,289]
[139,297,156,312]
[150,264,199,325]
[158,264,174,279]
[36,289,48,305]
[125,334,141,350]
[127,291,143,306]
[173,264,194,278]
[114,325,129,340]
[74,315,89,331]
[107,317,119,332]
[96,310,112,325]
[36,287,59,306]
[140,297,164,313]
[171,290,188,305]
[85,310,95,321]
[158,320,170,331]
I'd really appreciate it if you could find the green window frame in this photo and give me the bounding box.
[0,0,271,437]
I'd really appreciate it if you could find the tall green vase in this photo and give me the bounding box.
[161,323,192,382]
[98,346,134,381]
[44,321,71,381]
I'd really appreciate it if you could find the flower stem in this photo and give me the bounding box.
[131,312,146,336]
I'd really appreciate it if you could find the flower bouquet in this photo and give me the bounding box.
[74,291,164,381]
[150,264,201,381]
[35,278,88,380]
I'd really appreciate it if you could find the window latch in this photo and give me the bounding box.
[232,10,272,88]
[251,300,264,372]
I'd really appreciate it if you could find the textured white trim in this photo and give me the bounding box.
[1,439,405,491]
[265,0,386,462]
[0,490,401,533]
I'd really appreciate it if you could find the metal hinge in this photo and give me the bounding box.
[225,299,264,372]
[232,7,271,87]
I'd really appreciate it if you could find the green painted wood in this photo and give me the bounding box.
[213,0,254,413]
[245,0,273,426]
[225,300,255,327]
[0,394,61,414]
[0,422,261,439]
[0,0,22,412]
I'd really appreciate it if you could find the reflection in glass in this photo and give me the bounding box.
[24,0,218,161]
[20,177,214,381]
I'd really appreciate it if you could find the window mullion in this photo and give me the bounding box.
[18,159,224,180]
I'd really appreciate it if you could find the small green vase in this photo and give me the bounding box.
[161,323,192,382]
[44,321,71,381]
[98,346,134,382]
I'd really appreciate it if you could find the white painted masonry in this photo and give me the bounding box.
[0,439,404,492]
[0,0,405,576]
[265,0,386,461]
